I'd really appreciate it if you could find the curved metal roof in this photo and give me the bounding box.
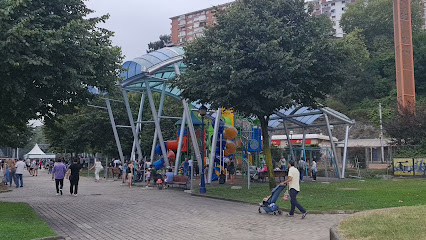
[269,106,355,129]
[120,47,185,99]
[119,47,354,128]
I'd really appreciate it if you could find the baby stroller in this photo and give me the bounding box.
[258,184,286,215]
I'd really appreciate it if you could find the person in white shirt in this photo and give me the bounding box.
[15,159,26,188]
[280,160,307,218]
[188,158,193,177]
[311,159,317,181]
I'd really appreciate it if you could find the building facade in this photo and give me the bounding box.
[170,3,232,45]
[308,0,356,37]
[170,0,357,43]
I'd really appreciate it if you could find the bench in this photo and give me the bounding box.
[165,175,189,189]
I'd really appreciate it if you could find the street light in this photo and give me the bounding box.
[199,104,208,194]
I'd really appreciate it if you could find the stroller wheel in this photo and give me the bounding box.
[273,212,277,216]
[278,210,282,215]
[258,207,262,214]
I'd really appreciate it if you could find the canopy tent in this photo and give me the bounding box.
[24,144,56,159]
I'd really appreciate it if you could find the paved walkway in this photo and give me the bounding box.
[0,169,347,240]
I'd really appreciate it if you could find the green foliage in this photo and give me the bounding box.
[0,122,32,148]
[147,34,171,53]
[0,202,56,240]
[174,0,346,189]
[336,0,426,124]
[384,103,426,147]
[0,0,122,129]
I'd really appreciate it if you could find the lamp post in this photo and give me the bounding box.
[199,105,207,194]
[289,130,294,161]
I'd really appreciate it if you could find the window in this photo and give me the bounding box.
[342,7,345,10]
[331,3,335,6]
[199,22,207,27]
[342,0,345,3]
[331,9,335,13]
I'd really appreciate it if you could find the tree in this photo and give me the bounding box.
[384,103,426,147]
[147,35,171,53]
[0,0,122,131]
[174,0,345,189]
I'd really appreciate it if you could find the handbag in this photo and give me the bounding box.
[283,189,290,202]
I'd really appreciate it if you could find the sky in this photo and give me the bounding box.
[85,0,233,62]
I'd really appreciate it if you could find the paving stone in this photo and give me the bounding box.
[0,169,347,239]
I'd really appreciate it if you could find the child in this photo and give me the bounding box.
[145,168,151,187]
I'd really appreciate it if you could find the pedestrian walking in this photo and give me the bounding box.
[52,159,67,195]
[280,156,286,171]
[182,158,189,177]
[227,160,235,185]
[311,159,317,181]
[280,160,307,218]
[122,160,128,184]
[298,159,305,182]
[7,159,16,187]
[15,159,25,188]
[67,159,81,196]
[127,161,133,188]
[89,158,103,182]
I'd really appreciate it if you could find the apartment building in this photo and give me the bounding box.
[170,0,356,44]
[309,0,356,37]
[170,3,232,45]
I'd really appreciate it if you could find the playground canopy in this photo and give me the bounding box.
[108,46,355,179]
[24,144,56,159]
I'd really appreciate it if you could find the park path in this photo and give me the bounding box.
[0,169,346,240]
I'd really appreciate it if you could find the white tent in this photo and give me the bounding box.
[24,144,56,159]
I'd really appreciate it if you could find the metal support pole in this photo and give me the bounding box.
[150,83,167,163]
[302,128,308,180]
[200,115,206,194]
[283,120,295,161]
[182,101,202,171]
[174,109,187,175]
[324,113,341,178]
[131,93,145,161]
[145,82,169,166]
[379,103,385,163]
[122,89,143,164]
[342,125,350,178]
[174,63,202,171]
[105,99,125,163]
[208,109,221,183]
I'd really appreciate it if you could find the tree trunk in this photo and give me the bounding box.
[259,115,276,190]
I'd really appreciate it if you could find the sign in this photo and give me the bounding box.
[394,158,426,176]
[271,140,281,146]
[290,139,311,145]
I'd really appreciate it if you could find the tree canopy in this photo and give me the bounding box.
[147,34,171,53]
[0,0,122,133]
[174,0,346,188]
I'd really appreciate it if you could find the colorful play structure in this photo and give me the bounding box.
[90,46,355,182]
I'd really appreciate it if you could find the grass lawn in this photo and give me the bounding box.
[0,202,56,240]
[339,205,426,240]
[199,178,426,211]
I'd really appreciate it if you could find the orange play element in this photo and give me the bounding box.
[167,137,187,152]
[168,150,176,161]
[223,127,238,139]
[393,0,416,113]
[225,141,236,154]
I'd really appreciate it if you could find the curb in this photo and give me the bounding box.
[191,193,356,214]
[32,236,65,240]
[330,223,344,240]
